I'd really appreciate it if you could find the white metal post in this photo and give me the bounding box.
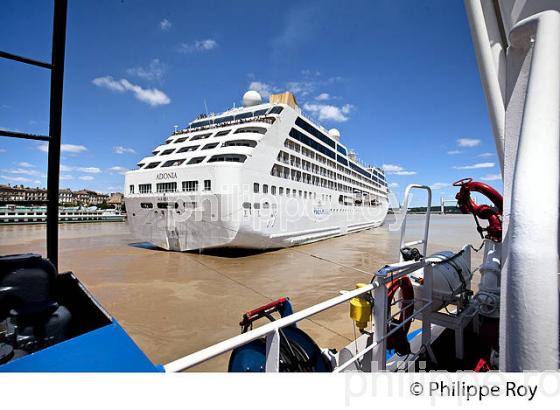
[421,263,436,363]
[265,328,281,372]
[372,273,388,371]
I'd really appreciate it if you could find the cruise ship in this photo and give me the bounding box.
[124,91,389,251]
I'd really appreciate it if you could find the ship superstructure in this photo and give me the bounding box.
[124,91,389,251]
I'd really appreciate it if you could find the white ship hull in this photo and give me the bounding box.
[125,190,388,251]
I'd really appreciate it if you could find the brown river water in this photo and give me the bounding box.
[0,214,484,371]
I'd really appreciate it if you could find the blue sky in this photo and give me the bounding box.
[0,0,502,205]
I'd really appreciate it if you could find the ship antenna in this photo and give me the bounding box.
[203,99,209,117]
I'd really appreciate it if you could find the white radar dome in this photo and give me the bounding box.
[328,128,341,141]
[242,90,262,107]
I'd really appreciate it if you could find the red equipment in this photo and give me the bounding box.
[453,178,503,242]
[386,276,415,354]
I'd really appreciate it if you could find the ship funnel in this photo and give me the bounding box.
[269,92,298,109]
[242,90,262,107]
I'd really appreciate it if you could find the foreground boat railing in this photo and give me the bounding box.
[164,257,435,373]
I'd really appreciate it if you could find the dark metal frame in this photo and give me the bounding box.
[0,0,68,269]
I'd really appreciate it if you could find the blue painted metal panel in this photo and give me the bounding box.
[0,320,162,372]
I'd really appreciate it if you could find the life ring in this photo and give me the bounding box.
[386,276,415,354]
[453,178,503,241]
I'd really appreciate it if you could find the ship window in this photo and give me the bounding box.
[137,163,145,169]
[162,159,186,167]
[254,183,259,193]
[263,202,270,209]
[208,154,247,163]
[164,139,174,144]
[152,150,160,155]
[185,201,197,208]
[160,149,175,156]
[139,184,152,193]
[253,203,260,209]
[215,116,234,124]
[189,120,210,129]
[304,191,307,199]
[234,126,267,135]
[222,139,257,148]
[279,187,284,195]
[289,128,336,160]
[191,133,212,141]
[286,188,290,195]
[204,180,211,191]
[145,162,161,169]
[295,117,336,148]
[215,130,231,137]
[269,106,284,114]
[188,156,205,164]
[271,186,276,195]
[178,145,200,153]
[129,185,135,194]
[174,137,188,144]
[242,202,251,209]
[299,190,302,197]
[140,202,153,208]
[254,109,268,116]
[202,142,219,150]
[182,181,199,192]
[263,184,268,194]
[157,202,172,209]
[234,112,253,121]
[156,182,177,193]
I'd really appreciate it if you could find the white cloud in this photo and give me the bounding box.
[60,174,74,180]
[126,59,167,82]
[92,76,170,107]
[0,175,33,183]
[303,103,354,122]
[60,165,101,174]
[447,150,461,155]
[18,162,35,167]
[430,182,450,190]
[286,81,314,97]
[481,173,502,181]
[108,166,128,175]
[478,152,494,158]
[315,93,330,101]
[453,162,495,170]
[79,175,94,181]
[457,138,481,147]
[113,146,136,154]
[79,167,101,174]
[248,81,278,98]
[1,167,44,177]
[0,148,6,153]
[382,164,417,176]
[159,18,172,31]
[37,143,88,153]
[178,39,218,53]
[388,182,399,188]
[382,164,404,173]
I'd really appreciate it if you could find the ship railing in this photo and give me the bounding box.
[163,257,435,373]
[175,115,275,135]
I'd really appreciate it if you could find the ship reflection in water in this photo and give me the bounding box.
[0,214,483,371]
